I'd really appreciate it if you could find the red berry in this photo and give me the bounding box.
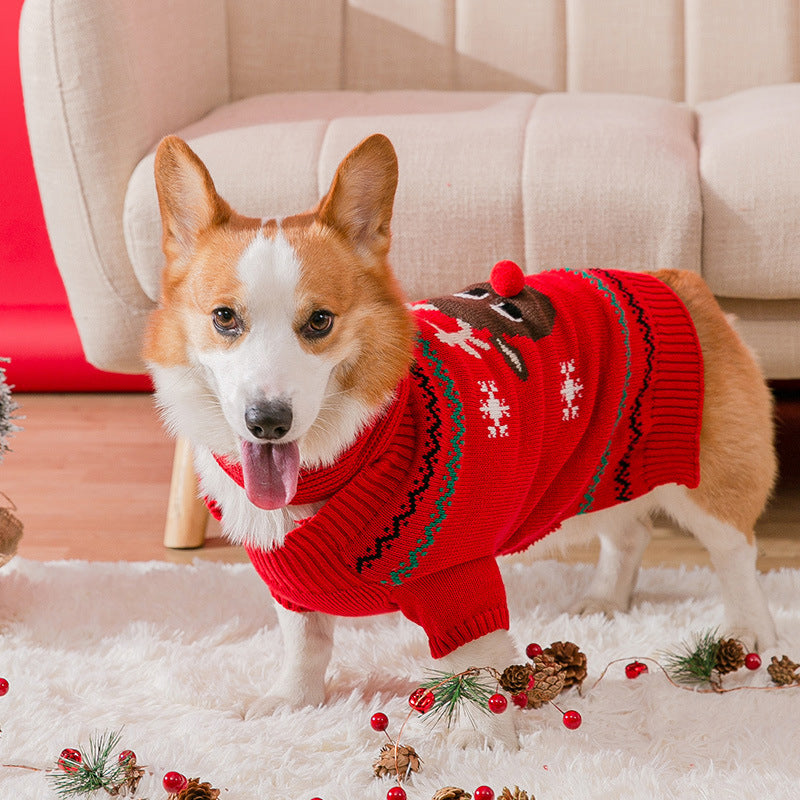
[408,687,435,714]
[0,678,8,696]
[387,787,407,800]
[370,712,389,731]
[490,260,525,298]
[118,749,137,766]
[625,661,648,679]
[526,642,543,659]
[58,748,82,773]
[745,652,762,670]
[527,674,536,689]
[563,710,582,729]
[163,771,189,793]
[474,786,495,800]
[511,692,528,708]
[488,692,508,714]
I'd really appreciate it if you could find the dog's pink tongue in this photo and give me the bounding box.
[240,440,301,510]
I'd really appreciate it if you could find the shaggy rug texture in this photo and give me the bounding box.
[0,556,798,799]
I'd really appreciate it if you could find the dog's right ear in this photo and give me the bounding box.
[154,136,231,262]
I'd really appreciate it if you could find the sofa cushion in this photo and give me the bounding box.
[697,84,800,300]
[125,90,701,303]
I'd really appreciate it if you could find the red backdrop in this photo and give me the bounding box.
[1,0,150,392]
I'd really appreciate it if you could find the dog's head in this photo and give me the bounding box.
[143,134,414,509]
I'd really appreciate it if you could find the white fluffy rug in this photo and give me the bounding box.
[0,556,798,799]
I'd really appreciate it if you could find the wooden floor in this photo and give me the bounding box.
[2,392,799,570]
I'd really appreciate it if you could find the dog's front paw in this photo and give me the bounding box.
[446,710,519,751]
[244,684,326,719]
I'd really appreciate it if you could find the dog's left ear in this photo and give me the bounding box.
[317,134,398,260]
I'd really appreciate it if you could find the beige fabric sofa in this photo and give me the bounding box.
[20,0,800,546]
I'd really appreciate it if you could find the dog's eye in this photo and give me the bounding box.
[302,310,334,339]
[212,307,240,335]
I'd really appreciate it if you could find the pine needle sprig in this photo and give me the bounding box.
[0,359,21,462]
[421,668,495,728]
[661,629,723,689]
[48,730,128,798]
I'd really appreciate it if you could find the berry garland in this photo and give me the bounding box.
[0,629,798,800]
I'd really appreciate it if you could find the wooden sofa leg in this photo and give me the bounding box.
[163,437,209,549]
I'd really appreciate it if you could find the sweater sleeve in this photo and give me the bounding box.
[390,556,510,658]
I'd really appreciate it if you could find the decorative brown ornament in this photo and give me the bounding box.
[172,777,221,800]
[432,787,472,800]
[767,655,800,686]
[0,496,23,569]
[499,787,534,800]
[543,641,587,690]
[499,664,534,694]
[373,743,422,781]
[714,638,746,675]
[524,654,565,708]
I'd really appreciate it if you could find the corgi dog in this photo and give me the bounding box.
[144,133,777,747]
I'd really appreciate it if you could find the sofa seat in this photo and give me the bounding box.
[124,89,702,305]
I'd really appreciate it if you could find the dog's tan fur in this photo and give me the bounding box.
[655,270,776,541]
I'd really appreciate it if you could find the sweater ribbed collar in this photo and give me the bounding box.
[213,376,411,506]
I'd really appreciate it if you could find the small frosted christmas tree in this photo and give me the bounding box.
[0,358,21,462]
[0,358,23,565]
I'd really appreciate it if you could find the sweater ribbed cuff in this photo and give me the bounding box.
[428,606,510,659]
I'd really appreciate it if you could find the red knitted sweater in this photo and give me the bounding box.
[209,268,704,658]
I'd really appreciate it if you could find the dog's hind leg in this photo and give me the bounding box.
[658,485,777,651]
[651,270,777,650]
[568,504,653,616]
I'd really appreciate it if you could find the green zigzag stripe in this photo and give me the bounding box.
[564,270,632,514]
[389,337,464,585]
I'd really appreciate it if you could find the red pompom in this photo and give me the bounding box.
[490,260,525,298]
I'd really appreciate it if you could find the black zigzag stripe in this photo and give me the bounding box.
[355,361,442,573]
[603,273,654,502]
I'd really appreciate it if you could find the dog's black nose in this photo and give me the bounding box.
[245,401,293,441]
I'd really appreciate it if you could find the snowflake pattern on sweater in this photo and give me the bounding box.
[213,269,704,658]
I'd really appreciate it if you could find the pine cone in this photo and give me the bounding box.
[500,664,535,694]
[525,654,565,708]
[543,641,587,689]
[499,787,534,800]
[432,788,471,800]
[174,778,220,800]
[714,638,746,675]
[373,743,422,780]
[108,763,145,797]
[767,655,800,686]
